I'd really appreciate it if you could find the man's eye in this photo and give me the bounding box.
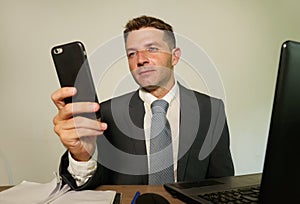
[147,47,159,52]
[127,51,137,58]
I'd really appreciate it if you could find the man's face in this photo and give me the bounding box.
[125,27,179,91]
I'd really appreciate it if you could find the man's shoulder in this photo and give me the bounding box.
[179,83,222,103]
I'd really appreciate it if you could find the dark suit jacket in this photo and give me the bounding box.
[59,84,234,190]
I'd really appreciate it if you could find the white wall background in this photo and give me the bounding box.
[1,0,300,185]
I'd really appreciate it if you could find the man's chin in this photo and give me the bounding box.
[141,85,159,92]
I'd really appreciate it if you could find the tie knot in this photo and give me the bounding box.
[151,100,169,114]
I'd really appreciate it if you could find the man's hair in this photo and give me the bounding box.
[123,15,176,50]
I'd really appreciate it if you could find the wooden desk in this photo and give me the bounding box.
[0,185,184,204]
[0,186,12,192]
[97,185,184,204]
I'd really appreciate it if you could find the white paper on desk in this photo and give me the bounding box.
[0,177,116,204]
[52,190,116,204]
[0,178,62,203]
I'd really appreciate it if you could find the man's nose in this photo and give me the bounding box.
[137,50,149,67]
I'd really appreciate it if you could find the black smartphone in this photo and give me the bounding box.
[51,41,100,119]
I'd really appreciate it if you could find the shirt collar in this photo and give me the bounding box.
[139,81,179,105]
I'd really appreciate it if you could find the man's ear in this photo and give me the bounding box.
[172,48,181,66]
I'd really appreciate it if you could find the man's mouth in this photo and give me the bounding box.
[138,67,155,75]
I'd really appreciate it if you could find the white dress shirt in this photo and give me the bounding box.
[68,82,180,186]
[139,81,180,182]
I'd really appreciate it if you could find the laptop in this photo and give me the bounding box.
[164,40,300,204]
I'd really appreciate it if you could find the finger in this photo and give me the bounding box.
[71,103,100,116]
[57,102,100,120]
[57,127,104,145]
[58,116,107,131]
[62,128,103,139]
[51,87,77,109]
[73,116,107,131]
[75,128,105,137]
[54,116,107,137]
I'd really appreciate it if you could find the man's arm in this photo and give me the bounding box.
[67,151,97,186]
[59,151,104,190]
[51,87,107,190]
[205,99,235,177]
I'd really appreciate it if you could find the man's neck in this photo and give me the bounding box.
[143,81,175,99]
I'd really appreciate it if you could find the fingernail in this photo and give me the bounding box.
[93,103,99,111]
[70,87,76,94]
[101,123,107,129]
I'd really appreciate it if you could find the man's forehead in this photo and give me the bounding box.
[126,27,165,48]
[126,27,165,41]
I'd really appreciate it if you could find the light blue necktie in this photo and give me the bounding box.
[148,100,174,184]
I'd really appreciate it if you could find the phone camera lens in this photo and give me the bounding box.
[54,48,63,54]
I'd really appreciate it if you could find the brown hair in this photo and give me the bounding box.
[123,15,176,49]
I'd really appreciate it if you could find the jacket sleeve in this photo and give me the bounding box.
[205,99,235,178]
[59,151,104,190]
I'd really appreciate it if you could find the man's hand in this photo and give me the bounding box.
[51,87,107,161]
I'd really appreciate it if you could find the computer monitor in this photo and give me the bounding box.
[164,40,300,204]
[259,40,300,203]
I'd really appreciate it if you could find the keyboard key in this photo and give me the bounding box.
[198,185,260,204]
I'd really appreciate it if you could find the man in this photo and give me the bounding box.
[52,15,234,190]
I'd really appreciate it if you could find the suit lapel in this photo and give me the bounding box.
[128,91,148,183]
[177,85,201,181]
[129,91,147,155]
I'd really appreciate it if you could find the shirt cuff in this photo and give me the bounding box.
[67,151,97,186]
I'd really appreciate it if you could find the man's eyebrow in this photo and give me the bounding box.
[126,48,136,52]
[126,42,162,51]
[144,41,161,47]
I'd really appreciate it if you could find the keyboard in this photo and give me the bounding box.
[198,185,260,203]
